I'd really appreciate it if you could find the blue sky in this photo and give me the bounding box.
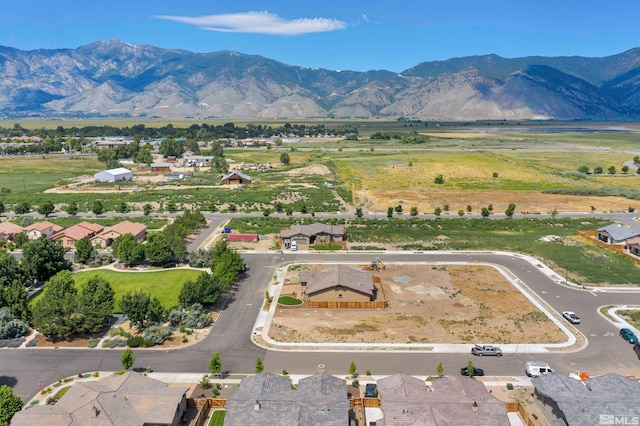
[2,0,640,72]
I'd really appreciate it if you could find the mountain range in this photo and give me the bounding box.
[2,39,640,120]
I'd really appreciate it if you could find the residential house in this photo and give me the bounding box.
[150,162,171,172]
[300,265,377,303]
[376,374,509,425]
[596,223,640,245]
[11,371,188,426]
[626,236,640,256]
[24,221,63,240]
[221,170,251,185]
[51,222,104,249]
[183,155,214,167]
[224,372,350,426]
[0,221,24,241]
[91,220,147,247]
[280,223,346,248]
[533,372,640,425]
[94,167,132,183]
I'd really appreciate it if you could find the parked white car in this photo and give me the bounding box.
[562,311,580,324]
[525,361,554,377]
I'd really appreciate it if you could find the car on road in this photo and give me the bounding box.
[635,344,640,360]
[364,383,378,398]
[620,328,639,344]
[471,344,503,356]
[460,366,485,377]
[562,311,581,324]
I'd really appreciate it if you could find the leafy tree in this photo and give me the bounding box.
[146,297,165,325]
[143,203,153,216]
[12,232,28,249]
[179,272,222,307]
[13,202,30,215]
[198,374,213,391]
[120,348,135,370]
[116,233,145,267]
[280,152,290,165]
[349,361,357,377]
[594,166,604,174]
[434,174,444,184]
[209,352,223,378]
[622,165,629,173]
[1,282,30,322]
[118,202,129,213]
[487,204,494,212]
[458,210,465,216]
[255,357,264,373]
[608,165,616,174]
[0,251,25,288]
[394,205,403,214]
[387,207,394,218]
[409,207,418,217]
[92,200,104,216]
[97,148,116,165]
[635,155,640,166]
[74,237,95,265]
[64,201,79,216]
[299,204,308,214]
[262,208,271,217]
[577,165,590,174]
[0,201,4,215]
[145,233,174,265]
[285,206,293,216]
[434,207,442,217]
[37,200,55,217]
[167,200,177,213]
[466,205,472,213]
[134,148,153,165]
[32,271,78,338]
[21,237,71,283]
[492,172,499,178]
[467,360,474,377]
[481,207,490,218]
[77,276,115,333]
[212,250,245,291]
[505,203,516,218]
[119,290,151,329]
[436,362,444,377]
[355,207,363,218]
[0,384,23,426]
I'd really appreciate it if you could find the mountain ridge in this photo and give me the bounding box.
[1,39,639,120]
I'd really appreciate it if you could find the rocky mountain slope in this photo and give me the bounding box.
[1,39,639,120]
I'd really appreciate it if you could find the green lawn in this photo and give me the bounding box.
[208,410,225,426]
[31,269,204,312]
[278,296,303,306]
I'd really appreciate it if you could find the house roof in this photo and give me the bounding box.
[225,372,349,426]
[150,162,170,167]
[52,222,104,241]
[626,236,640,246]
[280,223,345,239]
[102,167,132,175]
[24,220,63,233]
[0,221,24,234]
[93,221,146,240]
[597,223,640,241]
[377,374,509,426]
[221,170,251,181]
[533,373,640,425]
[300,265,375,298]
[11,372,187,426]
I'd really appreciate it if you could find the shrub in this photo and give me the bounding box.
[167,307,187,326]
[126,336,147,348]
[143,325,172,345]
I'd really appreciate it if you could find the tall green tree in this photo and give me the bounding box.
[21,237,71,283]
[208,352,223,378]
[116,233,145,267]
[119,290,150,329]
[0,384,23,426]
[145,297,165,325]
[145,233,174,265]
[255,357,264,373]
[77,276,115,333]
[73,237,96,265]
[13,202,30,215]
[2,282,31,322]
[64,201,79,216]
[505,203,516,218]
[36,200,55,217]
[120,348,135,370]
[32,271,78,338]
[0,251,25,288]
[92,200,104,216]
[280,152,290,165]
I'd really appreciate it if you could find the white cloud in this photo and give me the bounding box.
[156,11,347,35]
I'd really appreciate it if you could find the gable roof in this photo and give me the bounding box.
[52,222,104,241]
[281,223,345,239]
[103,167,132,175]
[300,265,375,297]
[94,221,146,239]
[533,372,640,425]
[626,236,640,246]
[0,221,24,234]
[221,170,251,181]
[597,223,640,241]
[377,374,509,426]
[11,372,187,426]
[24,220,63,233]
[225,372,349,426]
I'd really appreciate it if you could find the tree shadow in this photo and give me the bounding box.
[0,376,18,388]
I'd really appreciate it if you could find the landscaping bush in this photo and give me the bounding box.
[126,336,152,348]
[168,307,187,326]
[86,339,99,348]
[143,325,172,345]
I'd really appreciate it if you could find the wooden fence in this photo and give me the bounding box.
[505,402,537,426]
[350,397,381,409]
[306,300,388,309]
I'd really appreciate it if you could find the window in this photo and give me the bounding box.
[338,293,343,299]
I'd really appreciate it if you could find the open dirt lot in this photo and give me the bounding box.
[269,264,566,344]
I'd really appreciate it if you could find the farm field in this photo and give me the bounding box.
[269,264,567,344]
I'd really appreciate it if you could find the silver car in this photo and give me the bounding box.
[471,344,503,356]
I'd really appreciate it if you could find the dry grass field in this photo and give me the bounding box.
[269,264,566,344]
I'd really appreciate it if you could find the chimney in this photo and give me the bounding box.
[254,401,261,411]
[472,400,479,412]
[93,405,100,416]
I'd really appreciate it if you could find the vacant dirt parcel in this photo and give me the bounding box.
[269,264,566,344]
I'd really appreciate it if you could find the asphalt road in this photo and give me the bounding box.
[2,250,640,402]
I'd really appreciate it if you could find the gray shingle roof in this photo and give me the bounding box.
[377,374,509,426]
[11,372,187,426]
[597,223,640,241]
[280,223,345,239]
[225,372,349,426]
[300,265,375,297]
[533,373,640,425]
[221,170,251,181]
